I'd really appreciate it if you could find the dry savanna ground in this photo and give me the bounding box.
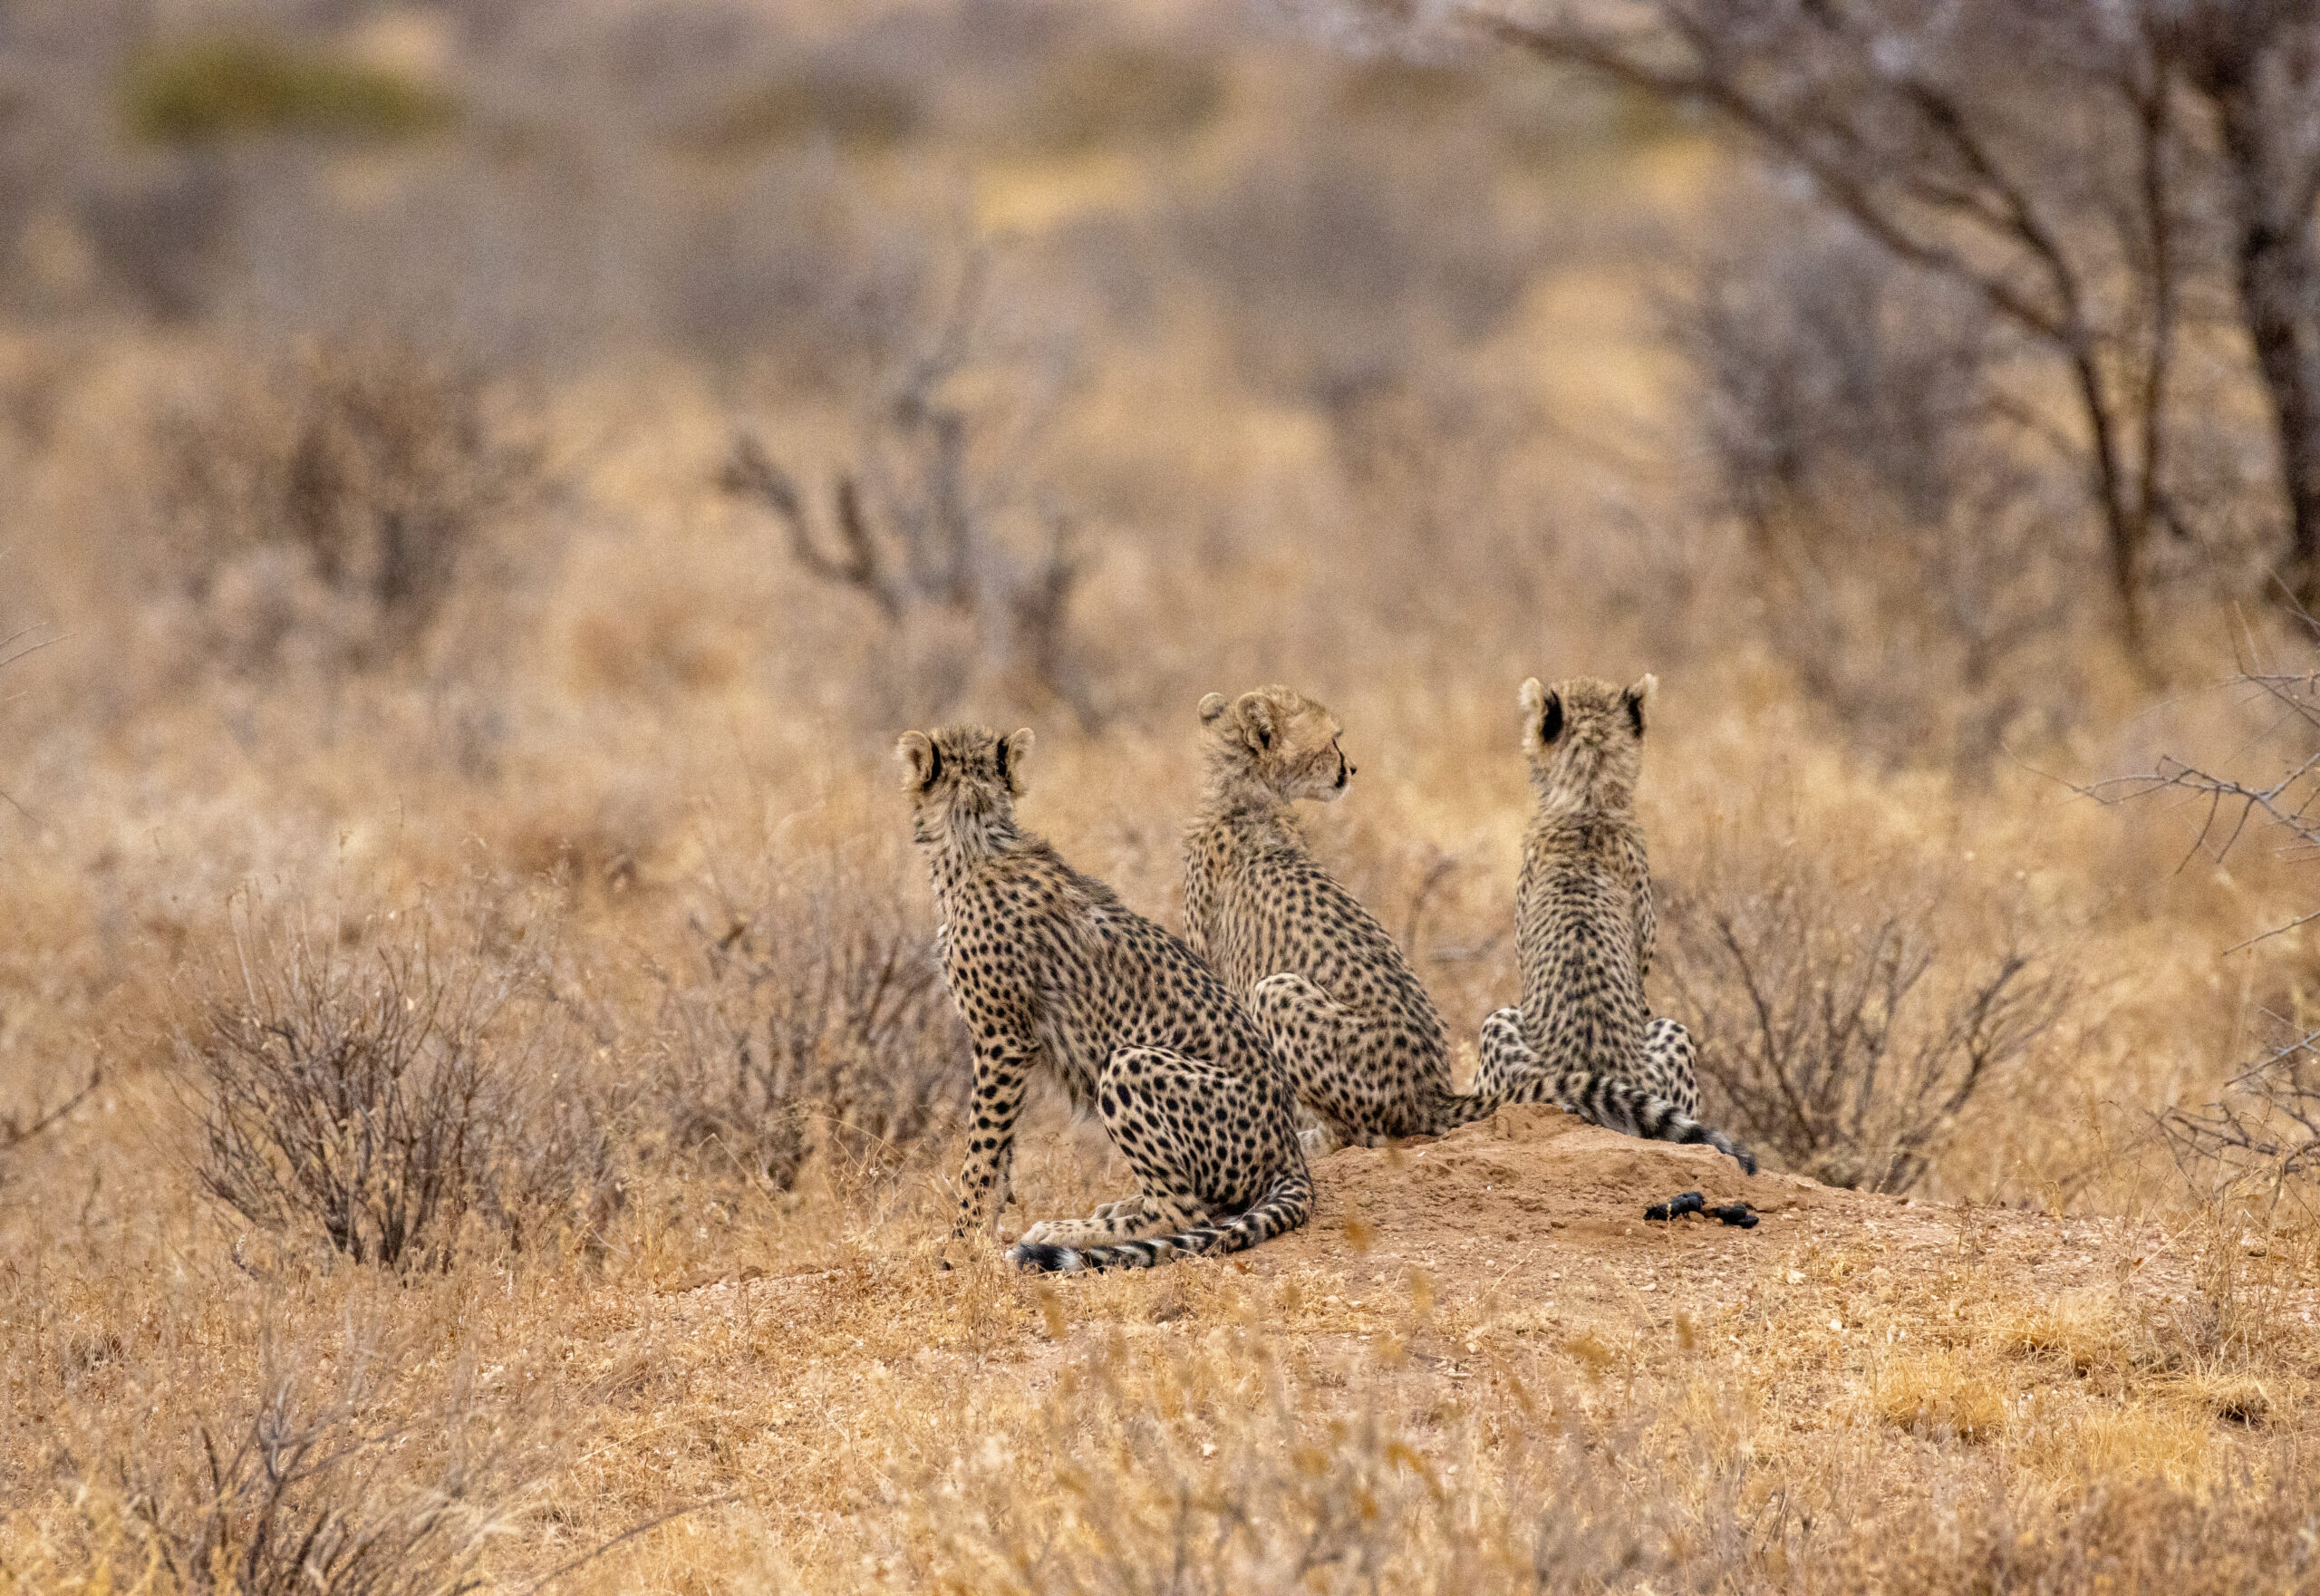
[2,2,2319,1591]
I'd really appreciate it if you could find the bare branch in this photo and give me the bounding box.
[719,432,900,618]
[0,1066,99,1154]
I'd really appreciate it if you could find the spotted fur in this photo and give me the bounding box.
[1475,675,1755,1174]
[900,724,1311,1273]
[1180,686,1501,1146]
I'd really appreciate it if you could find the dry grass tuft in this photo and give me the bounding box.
[1861,1348,2011,1443]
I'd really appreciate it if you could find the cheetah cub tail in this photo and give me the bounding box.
[1567,1071,1758,1175]
[1008,1167,1314,1274]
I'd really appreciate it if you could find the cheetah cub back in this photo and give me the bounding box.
[1477,674,1756,1174]
[900,723,1311,1272]
[1181,686,1498,1144]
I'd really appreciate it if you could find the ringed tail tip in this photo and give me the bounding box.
[1008,1242,1086,1273]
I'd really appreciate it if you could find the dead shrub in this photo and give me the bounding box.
[185,911,614,1271]
[2102,663,2320,1208]
[648,862,968,1191]
[1008,44,1223,154]
[1182,139,1534,411]
[680,66,923,156]
[2163,1026,2320,1201]
[1663,867,2074,1193]
[59,1341,526,1596]
[121,36,459,147]
[147,337,545,674]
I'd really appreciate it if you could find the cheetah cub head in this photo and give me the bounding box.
[896,724,1036,845]
[1197,686,1355,805]
[1518,673,1656,808]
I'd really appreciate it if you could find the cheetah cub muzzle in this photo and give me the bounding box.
[899,723,1312,1272]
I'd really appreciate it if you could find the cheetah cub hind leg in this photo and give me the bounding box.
[1009,1043,1228,1257]
[1010,1043,1307,1273]
[1251,972,1390,1149]
[1018,1194,1208,1251]
[1475,1007,1554,1098]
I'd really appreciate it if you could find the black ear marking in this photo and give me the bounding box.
[1624,690,1646,737]
[923,742,943,790]
[993,738,1009,782]
[1541,692,1564,745]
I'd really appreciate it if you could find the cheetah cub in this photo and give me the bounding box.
[900,723,1312,1272]
[1476,675,1756,1174]
[1182,686,1499,1145]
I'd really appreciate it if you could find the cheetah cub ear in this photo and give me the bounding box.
[1197,692,1231,725]
[1233,691,1277,751]
[996,728,1035,795]
[1622,672,1658,737]
[896,730,941,792]
[1520,677,1562,751]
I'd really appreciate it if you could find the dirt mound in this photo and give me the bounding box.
[1327,1103,1823,1235]
[1236,1103,2126,1331]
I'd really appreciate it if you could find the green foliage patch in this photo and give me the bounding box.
[122,35,456,145]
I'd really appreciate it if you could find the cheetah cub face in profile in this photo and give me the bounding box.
[1198,687,1355,805]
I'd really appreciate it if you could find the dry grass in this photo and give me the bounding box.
[4,3,2319,1591]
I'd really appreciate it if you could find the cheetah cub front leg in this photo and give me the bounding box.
[942,1037,1033,1264]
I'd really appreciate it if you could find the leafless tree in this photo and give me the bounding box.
[720,252,1097,727]
[2165,2,2320,612]
[1319,1,2320,644]
[1675,203,2084,764]
[1428,0,2196,655]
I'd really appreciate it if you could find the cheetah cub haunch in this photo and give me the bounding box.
[1477,675,1757,1175]
[1182,686,1499,1145]
[899,724,1311,1273]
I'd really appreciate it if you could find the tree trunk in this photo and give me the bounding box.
[2228,168,2320,614]
[2193,20,2320,614]
[2070,341,2151,659]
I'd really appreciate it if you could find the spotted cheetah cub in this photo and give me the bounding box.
[1476,675,1755,1173]
[1182,686,1500,1146]
[900,724,1312,1272]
